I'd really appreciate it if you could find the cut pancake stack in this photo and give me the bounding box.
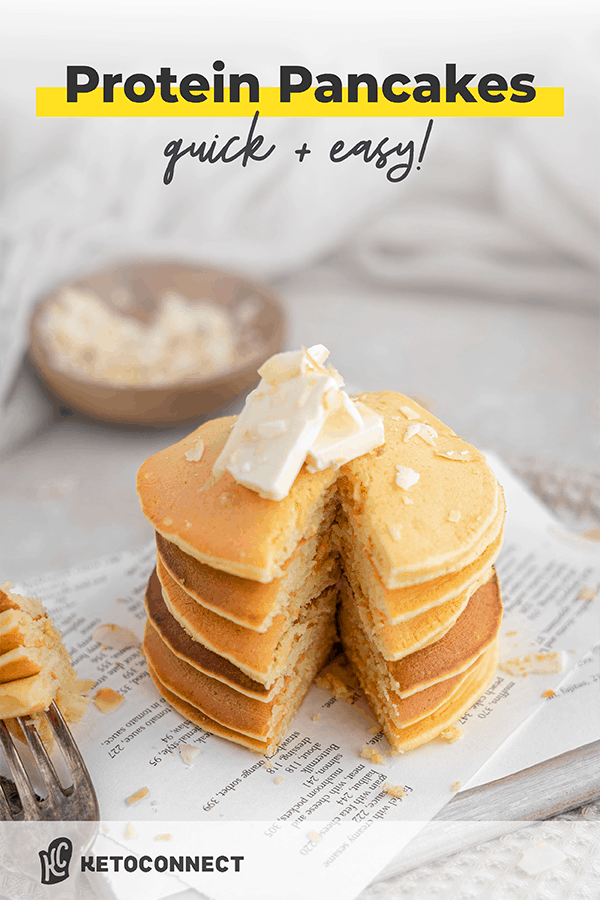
[137,391,505,755]
[139,420,341,755]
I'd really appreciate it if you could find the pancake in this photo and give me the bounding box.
[146,660,279,755]
[340,572,502,697]
[0,671,59,719]
[345,568,486,661]
[145,568,274,701]
[156,521,339,633]
[144,620,287,740]
[0,583,92,724]
[338,512,504,624]
[157,558,338,687]
[0,646,45,683]
[358,641,499,752]
[344,641,482,730]
[137,388,506,755]
[138,393,502,591]
[137,416,339,583]
[338,393,502,589]
[144,587,337,749]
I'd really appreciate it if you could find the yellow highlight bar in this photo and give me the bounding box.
[37,86,564,118]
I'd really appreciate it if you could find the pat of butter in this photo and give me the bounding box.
[213,345,384,500]
[307,399,384,473]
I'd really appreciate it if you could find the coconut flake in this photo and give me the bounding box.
[185,439,204,462]
[403,423,421,442]
[395,466,420,490]
[179,743,200,767]
[400,406,420,420]
[447,510,461,523]
[417,424,438,446]
[388,524,403,542]
[435,449,471,462]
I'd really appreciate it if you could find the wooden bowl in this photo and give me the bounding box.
[28,261,285,426]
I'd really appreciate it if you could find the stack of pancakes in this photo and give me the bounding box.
[137,392,504,755]
[139,424,341,755]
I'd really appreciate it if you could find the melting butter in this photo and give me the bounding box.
[213,345,384,500]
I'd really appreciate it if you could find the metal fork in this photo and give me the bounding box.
[0,702,99,820]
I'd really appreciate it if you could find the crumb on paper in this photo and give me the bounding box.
[261,760,275,771]
[451,781,461,792]
[580,527,600,541]
[125,787,150,806]
[542,689,556,698]
[155,834,172,841]
[518,844,567,875]
[101,824,110,834]
[274,776,284,785]
[499,651,565,676]
[569,649,578,654]
[308,830,322,844]
[360,745,387,765]
[315,667,358,704]
[312,713,320,722]
[94,687,124,713]
[506,630,518,637]
[125,822,136,839]
[185,439,204,462]
[577,585,596,601]
[440,726,463,744]
[93,623,141,652]
[179,743,200,767]
[383,783,406,799]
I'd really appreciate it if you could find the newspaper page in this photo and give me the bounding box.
[4,454,598,900]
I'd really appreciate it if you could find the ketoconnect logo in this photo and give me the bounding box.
[36,62,564,118]
[79,852,244,874]
[39,837,73,885]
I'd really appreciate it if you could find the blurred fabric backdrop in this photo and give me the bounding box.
[0,0,598,579]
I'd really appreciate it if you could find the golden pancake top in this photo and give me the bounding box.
[338,393,501,589]
[137,393,503,589]
[137,416,338,583]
